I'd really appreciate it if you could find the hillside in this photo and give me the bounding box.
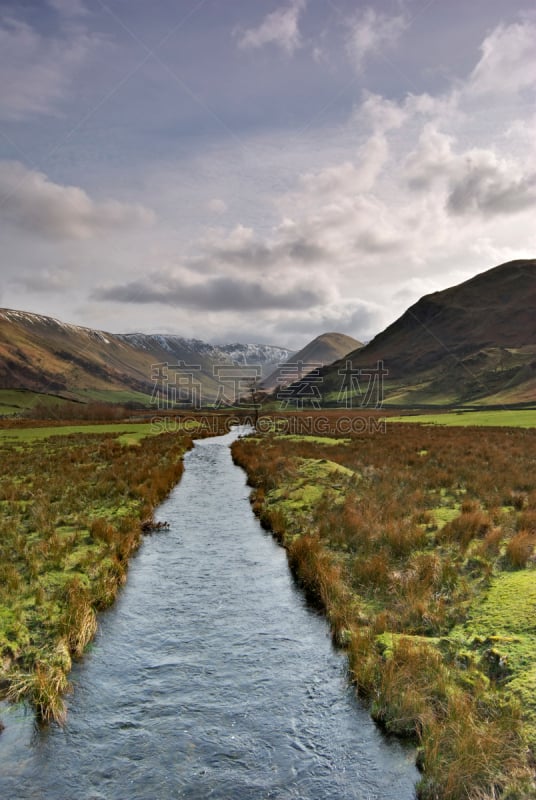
[262,332,363,391]
[0,309,292,410]
[319,259,536,407]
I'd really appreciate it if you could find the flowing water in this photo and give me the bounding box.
[0,428,418,799]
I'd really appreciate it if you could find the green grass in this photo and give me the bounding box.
[390,409,536,427]
[269,457,354,517]
[76,388,154,406]
[0,422,161,444]
[451,570,536,748]
[274,434,351,445]
[0,389,79,416]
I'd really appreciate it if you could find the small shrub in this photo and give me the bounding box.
[505,531,534,569]
[438,510,491,550]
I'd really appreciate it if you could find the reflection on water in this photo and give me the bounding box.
[0,428,417,799]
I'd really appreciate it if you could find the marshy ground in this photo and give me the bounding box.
[0,419,211,724]
[232,413,536,799]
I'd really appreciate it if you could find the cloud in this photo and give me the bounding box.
[11,267,77,293]
[447,158,536,216]
[405,126,536,217]
[203,223,328,269]
[207,198,228,215]
[404,125,458,189]
[236,0,306,55]
[347,7,407,73]
[93,274,322,312]
[359,92,407,134]
[0,14,103,121]
[467,18,536,96]
[0,161,155,240]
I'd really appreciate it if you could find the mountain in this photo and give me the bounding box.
[0,308,292,409]
[262,332,363,391]
[3,258,533,413]
[319,259,536,407]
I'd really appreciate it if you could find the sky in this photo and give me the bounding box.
[0,0,535,349]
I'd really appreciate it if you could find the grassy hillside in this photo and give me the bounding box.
[0,309,290,409]
[319,260,536,407]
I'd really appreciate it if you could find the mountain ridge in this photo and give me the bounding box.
[0,308,336,408]
[318,259,536,406]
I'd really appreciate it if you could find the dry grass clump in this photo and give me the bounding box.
[418,693,527,800]
[7,659,71,725]
[505,531,535,569]
[438,510,492,550]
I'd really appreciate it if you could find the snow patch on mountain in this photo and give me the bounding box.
[118,334,292,366]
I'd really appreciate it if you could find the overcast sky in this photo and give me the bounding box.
[1,0,535,347]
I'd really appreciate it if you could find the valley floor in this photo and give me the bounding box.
[2,410,536,799]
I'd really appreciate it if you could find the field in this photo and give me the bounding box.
[390,409,536,427]
[0,416,227,727]
[0,389,77,417]
[232,419,536,799]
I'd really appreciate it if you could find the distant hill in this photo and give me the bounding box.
[262,332,363,391]
[0,309,292,409]
[319,259,536,407]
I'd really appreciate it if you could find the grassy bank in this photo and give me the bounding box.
[232,422,536,799]
[0,418,229,726]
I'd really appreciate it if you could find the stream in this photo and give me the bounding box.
[0,427,418,799]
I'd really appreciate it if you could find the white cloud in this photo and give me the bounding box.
[0,161,155,240]
[405,126,536,217]
[404,125,458,189]
[447,153,536,216]
[359,92,407,134]
[347,7,407,73]
[0,14,103,121]
[467,18,536,96]
[236,0,306,55]
[207,197,228,215]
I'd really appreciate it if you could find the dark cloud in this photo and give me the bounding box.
[93,275,321,312]
[209,237,327,268]
[355,230,402,254]
[447,168,536,216]
[0,161,155,240]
